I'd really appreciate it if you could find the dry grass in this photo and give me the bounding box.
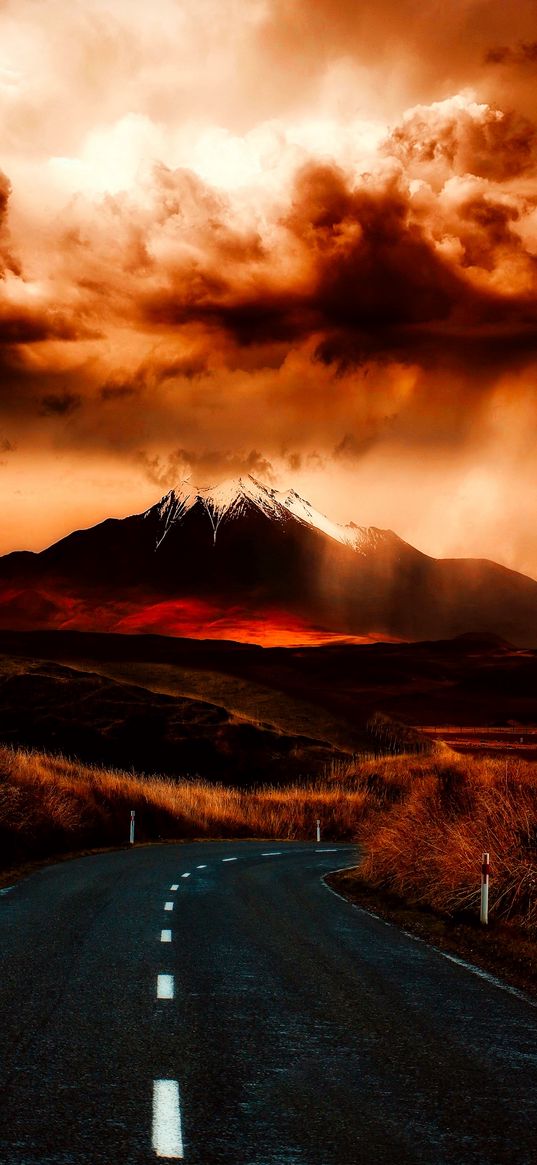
[356,751,537,932]
[0,744,368,867]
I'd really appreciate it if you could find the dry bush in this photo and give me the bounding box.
[359,753,537,931]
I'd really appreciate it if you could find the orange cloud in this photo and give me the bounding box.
[1,1,537,579]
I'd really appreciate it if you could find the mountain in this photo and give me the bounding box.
[1,474,537,646]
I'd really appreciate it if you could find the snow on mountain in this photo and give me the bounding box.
[146,474,395,553]
[153,487,196,549]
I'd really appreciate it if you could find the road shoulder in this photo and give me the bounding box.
[328,868,537,1000]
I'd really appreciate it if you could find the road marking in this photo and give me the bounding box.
[222,857,237,862]
[261,852,281,856]
[157,974,175,1000]
[196,864,207,869]
[322,866,537,1010]
[0,886,15,895]
[161,929,172,943]
[403,931,537,1005]
[170,884,179,891]
[316,849,338,853]
[152,1079,183,1158]
[181,872,191,878]
[164,901,174,911]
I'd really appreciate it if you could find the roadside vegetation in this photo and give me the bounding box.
[355,752,537,933]
[2,743,537,941]
[0,744,366,869]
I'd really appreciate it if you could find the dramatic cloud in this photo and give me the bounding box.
[138,447,276,490]
[0,170,18,277]
[486,42,537,67]
[39,392,82,417]
[1,0,537,578]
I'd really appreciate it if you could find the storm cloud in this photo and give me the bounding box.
[1,0,537,578]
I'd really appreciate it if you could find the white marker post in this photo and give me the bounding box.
[129,809,135,846]
[316,818,321,843]
[480,851,490,925]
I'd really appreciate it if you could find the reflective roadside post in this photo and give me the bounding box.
[480,851,490,925]
[130,809,136,846]
[316,818,321,843]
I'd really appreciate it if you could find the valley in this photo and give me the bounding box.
[0,628,536,776]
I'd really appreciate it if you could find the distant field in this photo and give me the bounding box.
[416,726,537,759]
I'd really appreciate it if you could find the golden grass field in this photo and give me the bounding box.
[2,742,537,936]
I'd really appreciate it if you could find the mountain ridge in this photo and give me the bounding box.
[0,474,536,646]
[146,474,402,555]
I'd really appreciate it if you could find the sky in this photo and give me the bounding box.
[1,0,537,576]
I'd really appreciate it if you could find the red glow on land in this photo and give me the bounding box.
[115,598,379,646]
[0,587,389,646]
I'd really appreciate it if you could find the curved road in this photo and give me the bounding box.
[1,841,537,1164]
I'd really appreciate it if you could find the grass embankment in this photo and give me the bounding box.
[329,750,537,994]
[352,752,537,931]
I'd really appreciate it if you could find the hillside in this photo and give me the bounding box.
[1,629,537,786]
[0,654,351,783]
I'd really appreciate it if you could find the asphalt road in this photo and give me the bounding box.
[1,841,537,1164]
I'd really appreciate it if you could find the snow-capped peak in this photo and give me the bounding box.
[145,474,394,552]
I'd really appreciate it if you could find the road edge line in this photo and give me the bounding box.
[321,866,537,1009]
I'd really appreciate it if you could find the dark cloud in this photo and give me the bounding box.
[154,354,210,382]
[288,163,463,334]
[40,392,82,417]
[135,156,537,372]
[334,421,397,461]
[138,447,275,490]
[0,309,94,345]
[456,194,523,271]
[486,42,537,66]
[100,383,139,402]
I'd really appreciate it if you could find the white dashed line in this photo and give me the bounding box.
[315,849,338,853]
[164,901,174,911]
[157,974,175,1000]
[170,884,179,891]
[181,872,191,879]
[222,857,237,862]
[161,929,172,943]
[261,852,281,856]
[152,1079,183,1158]
[196,865,207,869]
